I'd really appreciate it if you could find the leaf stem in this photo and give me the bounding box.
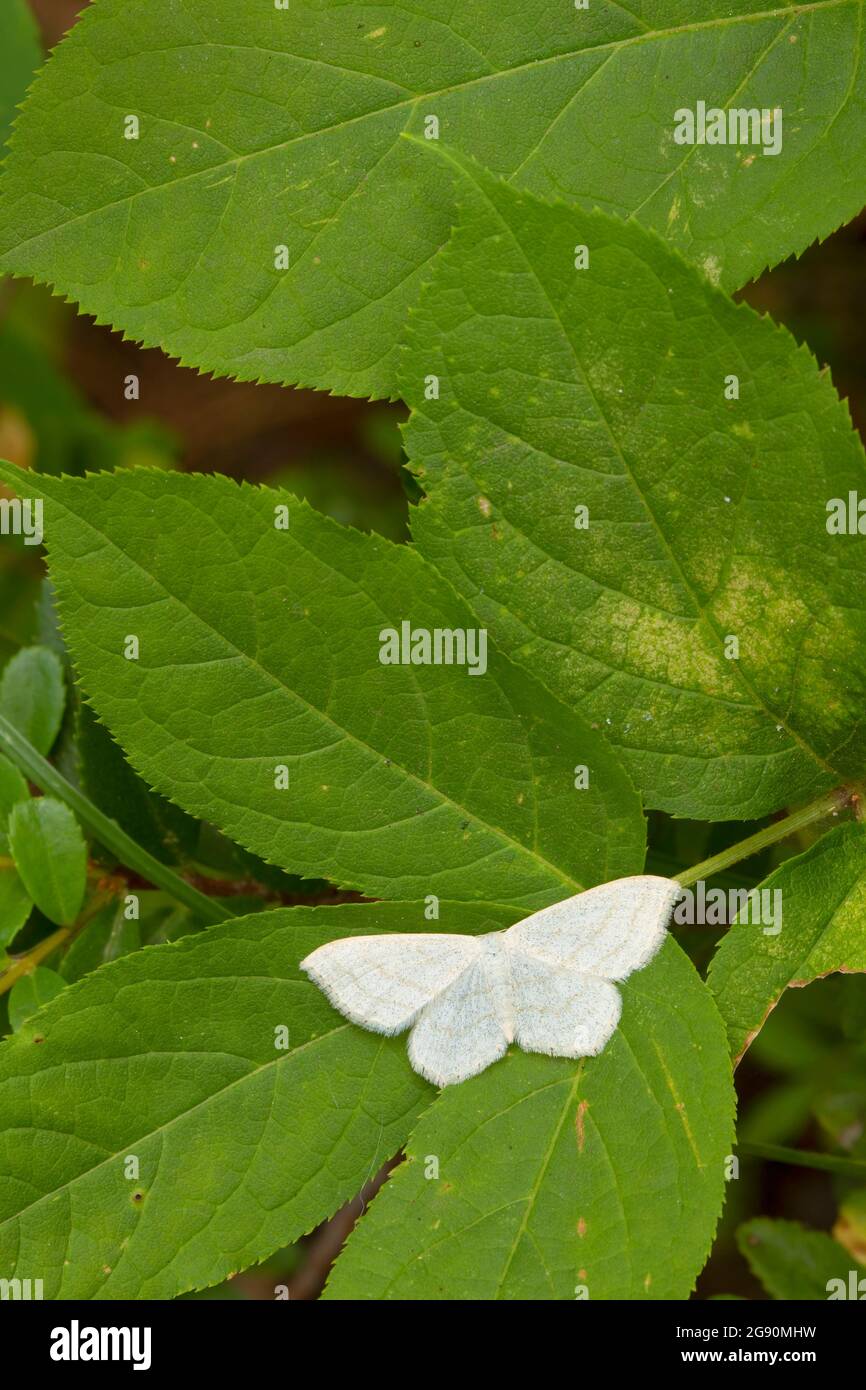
[0,714,230,925]
[737,1140,866,1180]
[0,925,70,996]
[0,887,118,997]
[676,789,853,889]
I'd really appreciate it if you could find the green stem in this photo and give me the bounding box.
[676,789,851,889]
[737,1140,866,1180]
[0,888,115,997]
[0,714,230,926]
[0,924,71,996]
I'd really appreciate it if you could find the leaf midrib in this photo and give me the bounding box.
[13,808,69,925]
[438,158,842,787]
[369,1060,643,1299]
[493,1061,586,1296]
[368,1068,573,1297]
[32,475,583,897]
[4,0,853,259]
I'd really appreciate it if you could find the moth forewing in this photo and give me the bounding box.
[504,875,680,979]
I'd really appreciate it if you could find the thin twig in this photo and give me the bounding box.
[737,1140,866,1180]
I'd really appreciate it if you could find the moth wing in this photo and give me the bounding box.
[300,933,481,1035]
[509,949,622,1059]
[408,954,511,1087]
[505,875,679,980]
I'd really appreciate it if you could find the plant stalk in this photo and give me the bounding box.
[676,788,852,889]
[737,1140,866,1180]
[0,887,119,997]
[0,925,70,996]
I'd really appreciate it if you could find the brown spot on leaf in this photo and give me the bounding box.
[576,1100,589,1154]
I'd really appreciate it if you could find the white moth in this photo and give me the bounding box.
[301,875,680,1087]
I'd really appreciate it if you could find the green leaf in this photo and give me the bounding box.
[2,0,864,396]
[708,826,866,1063]
[7,966,66,1032]
[8,797,87,926]
[325,938,734,1300]
[0,867,31,951]
[59,900,141,984]
[0,465,645,907]
[404,154,866,820]
[0,0,40,151]
[0,646,65,756]
[76,701,198,867]
[0,902,510,1299]
[0,731,31,948]
[0,752,28,834]
[737,1218,857,1299]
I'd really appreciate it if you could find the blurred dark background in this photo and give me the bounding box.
[1,0,864,1301]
